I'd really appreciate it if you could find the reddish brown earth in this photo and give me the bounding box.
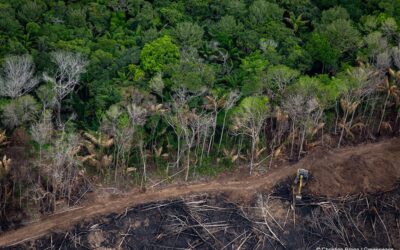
[304,138,400,196]
[0,138,399,247]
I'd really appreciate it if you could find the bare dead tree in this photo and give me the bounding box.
[267,65,299,94]
[170,111,193,181]
[127,103,148,127]
[198,113,214,164]
[164,112,184,171]
[283,93,320,160]
[271,106,289,148]
[165,88,211,181]
[43,51,87,126]
[166,109,193,181]
[231,96,270,174]
[299,99,320,158]
[375,51,391,70]
[283,94,302,159]
[392,46,400,69]
[0,55,39,98]
[204,93,225,156]
[31,110,53,166]
[42,130,81,208]
[127,103,149,182]
[183,112,204,181]
[113,126,134,183]
[165,89,195,169]
[217,90,240,154]
[205,41,233,75]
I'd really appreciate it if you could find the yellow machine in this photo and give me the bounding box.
[294,168,309,200]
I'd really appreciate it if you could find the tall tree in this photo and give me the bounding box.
[0,55,38,98]
[231,96,270,174]
[140,35,180,74]
[44,51,87,126]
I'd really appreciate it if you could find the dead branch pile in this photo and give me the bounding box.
[294,188,400,249]
[6,184,400,250]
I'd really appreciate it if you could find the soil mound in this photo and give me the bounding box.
[300,138,400,197]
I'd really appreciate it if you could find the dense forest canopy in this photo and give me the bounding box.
[1,0,400,227]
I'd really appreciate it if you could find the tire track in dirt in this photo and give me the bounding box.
[1,138,400,247]
[0,167,297,247]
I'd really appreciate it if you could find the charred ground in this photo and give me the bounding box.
[1,138,400,249]
[5,182,399,249]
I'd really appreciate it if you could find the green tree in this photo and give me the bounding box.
[209,15,243,48]
[321,19,361,54]
[67,7,87,27]
[284,12,308,33]
[306,33,341,72]
[240,52,268,95]
[87,2,111,34]
[173,22,204,49]
[318,6,350,26]
[267,65,300,95]
[135,2,160,29]
[222,0,247,17]
[185,0,211,18]
[0,4,23,36]
[159,3,185,25]
[314,7,361,57]
[140,35,180,74]
[16,0,46,24]
[248,0,284,32]
[171,51,215,92]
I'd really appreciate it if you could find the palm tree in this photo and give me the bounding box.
[284,12,308,33]
[377,68,400,132]
[0,131,8,147]
[338,119,365,140]
[337,98,360,147]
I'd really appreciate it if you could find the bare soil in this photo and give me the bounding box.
[302,138,400,197]
[0,138,399,248]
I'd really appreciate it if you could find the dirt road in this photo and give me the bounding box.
[1,138,400,247]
